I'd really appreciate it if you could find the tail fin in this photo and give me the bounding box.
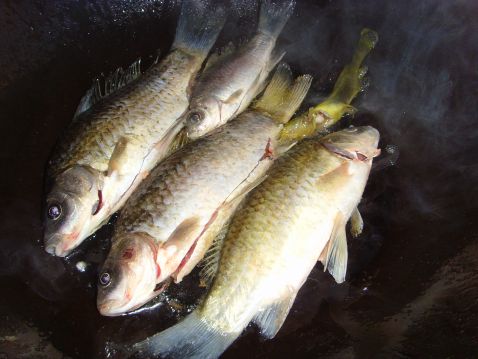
[258,0,295,39]
[253,63,312,123]
[132,311,239,359]
[311,28,378,125]
[279,28,378,142]
[172,0,226,57]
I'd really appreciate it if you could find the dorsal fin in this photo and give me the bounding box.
[252,63,312,124]
[73,58,142,119]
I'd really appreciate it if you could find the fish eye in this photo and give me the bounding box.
[99,272,111,287]
[346,126,358,132]
[47,203,62,220]
[187,111,203,125]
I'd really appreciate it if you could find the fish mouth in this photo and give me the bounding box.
[44,233,78,257]
[97,281,170,317]
[98,299,129,317]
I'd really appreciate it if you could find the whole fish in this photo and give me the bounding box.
[183,0,294,140]
[43,1,225,257]
[96,64,312,316]
[132,126,381,359]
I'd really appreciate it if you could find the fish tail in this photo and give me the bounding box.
[172,0,226,58]
[132,311,239,359]
[279,28,378,142]
[253,63,312,123]
[258,0,295,39]
[311,28,379,126]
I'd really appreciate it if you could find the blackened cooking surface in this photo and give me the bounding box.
[0,0,477,358]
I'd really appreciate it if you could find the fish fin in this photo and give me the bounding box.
[203,42,236,72]
[223,89,244,105]
[199,219,230,287]
[258,0,295,39]
[73,86,97,119]
[349,207,364,238]
[195,174,265,286]
[173,196,241,284]
[253,290,298,339]
[310,29,378,131]
[107,137,132,177]
[172,0,226,58]
[168,126,190,155]
[250,49,285,99]
[195,175,267,286]
[253,63,312,123]
[132,311,240,359]
[153,119,187,161]
[167,217,202,245]
[319,212,349,283]
[73,58,142,119]
[253,63,293,114]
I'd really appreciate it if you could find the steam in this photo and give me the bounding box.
[273,0,478,218]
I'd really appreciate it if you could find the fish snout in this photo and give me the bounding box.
[44,234,72,257]
[97,298,127,317]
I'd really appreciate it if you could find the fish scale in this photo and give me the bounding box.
[199,133,377,335]
[96,60,313,316]
[115,113,282,242]
[49,50,196,176]
[44,1,226,257]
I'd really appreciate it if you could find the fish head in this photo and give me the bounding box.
[322,126,380,162]
[184,97,222,140]
[97,233,160,316]
[44,165,102,257]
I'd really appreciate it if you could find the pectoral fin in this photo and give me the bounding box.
[253,289,298,339]
[319,212,349,283]
[107,137,131,177]
[350,207,364,238]
[199,215,232,287]
[153,119,187,161]
[197,175,268,285]
[167,217,202,246]
[223,89,244,105]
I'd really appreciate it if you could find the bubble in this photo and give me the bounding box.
[76,261,88,272]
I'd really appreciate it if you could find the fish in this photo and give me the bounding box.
[43,1,225,257]
[96,64,313,316]
[182,0,295,140]
[131,125,381,359]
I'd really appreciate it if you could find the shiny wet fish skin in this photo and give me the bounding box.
[184,0,295,140]
[43,1,225,257]
[132,126,380,359]
[97,114,280,316]
[97,65,312,316]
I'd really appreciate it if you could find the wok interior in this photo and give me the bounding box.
[0,0,476,357]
